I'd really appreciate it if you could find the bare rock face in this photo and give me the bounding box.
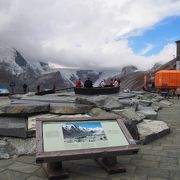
[151,103,161,112]
[118,99,134,107]
[100,97,123,110]
[139,100,152,106]
[0,117,27,138]
[0,97,11,106]
[0,137,35,159]
[153,100,173,108]
[50,103,93,114]
[137,120,170,144]
[120,71,145,91]
[76,95,123,110]
[137,106,157,119]
[113,109,145,124]
[88,108,119,118]
[36,71,73,90]
[118,93,136,99]
[0,103,49,116]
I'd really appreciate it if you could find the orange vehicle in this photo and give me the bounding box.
[155,70,180,89]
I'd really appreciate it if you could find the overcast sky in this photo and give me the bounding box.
[0,0,180,70]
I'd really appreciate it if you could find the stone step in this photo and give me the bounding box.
[0,117,27,138]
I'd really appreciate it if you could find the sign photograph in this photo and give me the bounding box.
[62,121,108,143]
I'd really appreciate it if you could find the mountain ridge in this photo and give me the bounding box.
[1,43,174,92]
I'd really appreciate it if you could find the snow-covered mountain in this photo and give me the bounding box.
[0,44,24,75]
[0,44,52,76]
[0,43,141,92]
[58,69,79,86]
[57,68,121,86]
[63,124,103,134]
[93,70,120,86]
[62,123,107,143]
[0,44,74,91]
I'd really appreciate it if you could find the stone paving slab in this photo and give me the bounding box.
[33,168,48,178]
[16,155,36,164]
[0,169,30,180]
[26,176,48,180]
[50,103,92,114]
[0,159,14,168]
[148,178,169,180]
[7,161,39,173]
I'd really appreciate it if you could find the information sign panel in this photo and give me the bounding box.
[36,117,138,163]
[43,120,129,152]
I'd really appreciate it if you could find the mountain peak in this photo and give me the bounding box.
[121,65,138,76]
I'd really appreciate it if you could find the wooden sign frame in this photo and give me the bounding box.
[36,117,138,163]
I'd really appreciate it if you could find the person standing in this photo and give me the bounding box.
[175,87,180,99]
[99,80,106,87]
[37,84,40,93]
[52,84,56,92]
[113,79,119,87]
[117,78,121,85]
[76,78,82,88]
[22,83,28,94]
[110,78,114,86]
[169,88,175,98]
[84,78,93,88]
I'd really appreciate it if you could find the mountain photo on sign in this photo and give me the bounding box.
[62,122,108,143]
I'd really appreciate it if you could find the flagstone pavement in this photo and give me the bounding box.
[0,99,180,180]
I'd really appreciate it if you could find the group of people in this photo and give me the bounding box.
[75,78,93,88]
[22,84,56,94]
[75,78,120,88]
[99,78,120,88]
[22,84,41,94]
[161,87,180,99]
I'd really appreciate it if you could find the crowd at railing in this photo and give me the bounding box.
[75,78,121,88]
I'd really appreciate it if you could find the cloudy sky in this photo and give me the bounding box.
[0,0,180,70]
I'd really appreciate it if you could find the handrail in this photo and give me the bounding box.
[55,87,74,91]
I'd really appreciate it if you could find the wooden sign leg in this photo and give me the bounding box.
[42,161,69,179]
[95,156,126,174]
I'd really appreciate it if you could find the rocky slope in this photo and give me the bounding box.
[117,59,176,91]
